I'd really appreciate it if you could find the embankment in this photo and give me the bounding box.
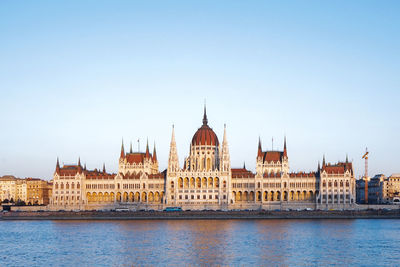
[1,210,400,220]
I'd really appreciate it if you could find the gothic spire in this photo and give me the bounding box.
[323,154,326,166]
[223,123,227,145]
[56,157,60,173]
[103,163,106,173]
[153,141,157,162]
[171,124,176,143]
[221,123,231,172]
[145,138,150,158]
[168,124,179,172]
[283,136,287,158]
[257,137,263,158]
[120,138,125,158]
[78,157,81,167]
[202,103,208,126]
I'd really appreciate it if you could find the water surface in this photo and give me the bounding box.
[1,219,399,266]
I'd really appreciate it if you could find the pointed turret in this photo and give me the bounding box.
[322,154,326,167]
[318,161,320,172]
[56,157,60,173]
[145,138,150,158]
[103,163,106,173]
[153,142,157,162]
[130,141,133,153]
[77,157,83,172]
[221,124,231,172]
[120,139,125,158]
[257,137,263,158]
[243,161,246,169]
[168,125,179,172]
[346,154,349,163]
[283,136,287,158]
[202,103,208,126]
[84,162,87,170]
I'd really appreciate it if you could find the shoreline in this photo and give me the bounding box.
[2,210,400,220]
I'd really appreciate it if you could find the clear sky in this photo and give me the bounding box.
[1,1,399,180]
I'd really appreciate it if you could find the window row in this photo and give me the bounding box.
[55,182,80,190]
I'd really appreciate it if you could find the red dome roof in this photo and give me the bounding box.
[192,124,219,146]
[191,106,219,146]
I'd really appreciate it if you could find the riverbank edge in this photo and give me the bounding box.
[2,210,400,220]
[2,215,400,220]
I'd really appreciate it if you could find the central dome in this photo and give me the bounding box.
[191,106,219,147]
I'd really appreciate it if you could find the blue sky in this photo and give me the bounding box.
[1,1,399,180]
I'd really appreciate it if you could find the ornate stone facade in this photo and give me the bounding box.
[50,107,356,211]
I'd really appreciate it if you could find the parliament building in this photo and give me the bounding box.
[50,107,356,211]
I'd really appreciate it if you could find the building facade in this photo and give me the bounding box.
[357,174,400,204]
[50,108,357,211]
[0,175,51,204]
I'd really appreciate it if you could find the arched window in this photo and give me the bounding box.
[71,182,74,189]
[66,183,69,189]
[346,181,350,187]
[55,183,58,189]
[77,183,80,189]
[61,183,64,189]
[214,178,219,188]
[323,181,326,187]
[171,181,174,188]
[334,181,338,187]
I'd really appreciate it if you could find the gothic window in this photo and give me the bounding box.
[214,177,219,188]
[207,158,211,171]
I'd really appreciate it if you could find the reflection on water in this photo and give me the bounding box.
[1,219,399,266]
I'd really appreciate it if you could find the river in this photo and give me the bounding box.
[1,219,399,266]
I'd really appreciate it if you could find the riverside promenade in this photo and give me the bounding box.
[2,209,400,220]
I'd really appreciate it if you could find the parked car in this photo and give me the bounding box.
[164,207,182,212]
[115,208,129,212]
